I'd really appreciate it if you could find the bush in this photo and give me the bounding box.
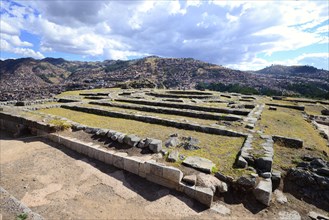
[49,119,71,131]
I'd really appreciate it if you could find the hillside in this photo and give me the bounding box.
[0,57,328,101]
[254,64,328,80]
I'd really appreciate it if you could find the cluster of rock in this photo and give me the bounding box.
[76,124,163,153]
[255,135,275,174]
[285,156,329,210]
[244,104,265,129]
[227,102,255,109]
[236,134,254,168]
[165,134,201,151]
[234,134,279,206]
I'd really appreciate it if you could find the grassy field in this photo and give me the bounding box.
[256,107,328,170]
[38,107,245,176]
[56,88,120,97]
[83,103,221,126]
[304,104,325,116]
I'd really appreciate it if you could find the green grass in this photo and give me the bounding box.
[257,107,328,153]
[49,119,72,131]
[257,107,328,171]
[16,213,28,220]
[38,107,245,176]
[56,88,120,97]
[83,103,220,126]
[304,104,325,116]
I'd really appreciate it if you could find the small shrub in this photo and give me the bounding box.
[16,213,28,220]
[49,119,71,131]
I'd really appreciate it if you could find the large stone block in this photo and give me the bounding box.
[179,183,196,198]
[255,157,273,173]
[162,166,183,183]
[112,152,128,169]
[272,135,303,148]
[148,161,165,176]
[123,134,141,147]
[236,156,248,168]
[253,179,272,206]
[124,157,143,175]
[148,139,162,153]
[87,145,100,159]
[182,156,215,173]
[139,159,156,178]
[104,150,115,165]
[195,186,214,207]
[146,173,177,189]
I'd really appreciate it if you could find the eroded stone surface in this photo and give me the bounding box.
[183,156,215,173]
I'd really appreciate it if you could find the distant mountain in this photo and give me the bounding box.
[0,57,328,101]
[253,65,328,80]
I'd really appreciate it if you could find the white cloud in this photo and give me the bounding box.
[1,0,328,69]
[1,39,44,59]
[228,53,329,70]
[1,34,32,47]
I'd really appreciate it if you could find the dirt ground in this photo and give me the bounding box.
[0,131,327,220]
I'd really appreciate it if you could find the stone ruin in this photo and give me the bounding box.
[0,89,328,214]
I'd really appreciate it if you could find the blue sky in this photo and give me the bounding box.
[0,0,328,70]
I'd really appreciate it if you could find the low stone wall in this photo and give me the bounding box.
[272,135,303,148]
[0,113,216,207]
[61,105,248,137]
[0,100,18,106]
[0,112,56,133]
[147,92,215,99]
[58,98,81,103]
[167,90,213,95]
[79,92,111,96]
[236,134,253,168]
[115,98,251,116]
[266,103,305,111]
[244,104,264,130]
[285,99,317,104]
[35,131,214,207]
[14,99,57,106]
[90,101,243,121]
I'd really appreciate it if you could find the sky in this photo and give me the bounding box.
[0,0,328,70]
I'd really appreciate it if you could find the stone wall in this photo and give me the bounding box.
[4,99,56,106]
[146,92,215,99]
[272,135,303,148]
[35,130,214,207]
[167,90,213,95]
[115,98,251,116]
[266,103,305,111]
[90,101,243,121]
[0,113,216,207]
[0,112,56,133]
[61,105,248,137]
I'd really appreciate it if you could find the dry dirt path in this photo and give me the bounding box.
[0,131,326,219]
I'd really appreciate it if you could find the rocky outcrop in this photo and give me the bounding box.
[285,157,329,211]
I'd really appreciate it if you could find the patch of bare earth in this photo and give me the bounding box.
[0,131,327,219]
